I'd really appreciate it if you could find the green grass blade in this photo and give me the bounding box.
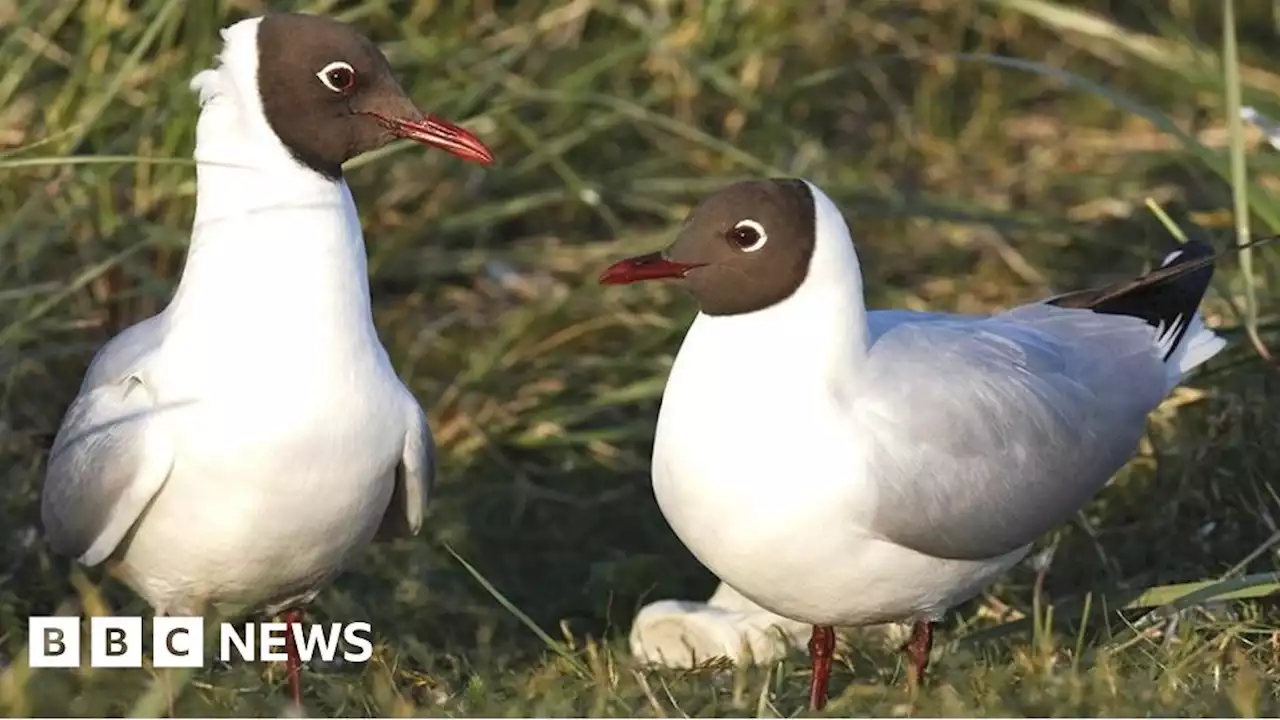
[1223,0,1265,357]
[442,541,590,679]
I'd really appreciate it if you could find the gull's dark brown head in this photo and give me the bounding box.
[254,13,493,179]
[600,178,818,316]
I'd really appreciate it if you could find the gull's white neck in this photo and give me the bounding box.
[164,18,375,349]
[678,184,869,393]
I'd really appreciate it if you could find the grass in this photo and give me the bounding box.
[2,0,1280,715]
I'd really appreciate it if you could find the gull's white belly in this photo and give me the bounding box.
[114,359,405,615]
[656,475,1027,625]
[651,389,1028,628]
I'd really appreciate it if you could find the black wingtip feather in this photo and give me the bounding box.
[1047,235,1278,360]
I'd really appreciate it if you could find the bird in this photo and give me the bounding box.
[40,12,493,708]
[599,177,1257,710]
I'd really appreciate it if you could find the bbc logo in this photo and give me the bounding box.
[28,616,374,668]
[29,616,204,668]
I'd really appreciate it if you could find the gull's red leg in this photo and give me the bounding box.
[282,608,304,707]
[902,621,934,687]
[807,624,836,711]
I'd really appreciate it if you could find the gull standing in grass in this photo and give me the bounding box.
[600,178,1246,710]
[40,13,493,708]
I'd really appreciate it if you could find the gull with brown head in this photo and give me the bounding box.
[602,177,1246,710]
[40,12,493,709]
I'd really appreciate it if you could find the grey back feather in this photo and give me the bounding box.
[376,403,435,540]
[79,316,164,390]
[42,319,174,565]
[857,305,1169,560]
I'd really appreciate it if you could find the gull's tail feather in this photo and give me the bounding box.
[1144,242,1224,381]
[1047,234,1278,382]
[1047,239,1215,364]
[1167,312,1226,378]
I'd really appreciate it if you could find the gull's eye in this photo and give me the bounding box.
[317,61,357,93]
[727,219,767,252]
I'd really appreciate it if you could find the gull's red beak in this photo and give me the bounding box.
[599,252,704,285]
[373,112,494,165]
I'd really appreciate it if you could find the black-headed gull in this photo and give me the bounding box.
[40,13,492,707]
[600,178,1241,710]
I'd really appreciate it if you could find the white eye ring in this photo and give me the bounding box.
[316,61,356,93]
[729,219,768,252]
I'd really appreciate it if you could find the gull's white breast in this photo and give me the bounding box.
[118,349,405,615]
[651,315,1027,627]
[110,186,409,616]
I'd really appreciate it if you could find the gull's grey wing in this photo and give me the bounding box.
[377,396,435,539]
[865,310,957,342]
[42,319,175,566]
[79,315,164,391]
[856,304,1171,561]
